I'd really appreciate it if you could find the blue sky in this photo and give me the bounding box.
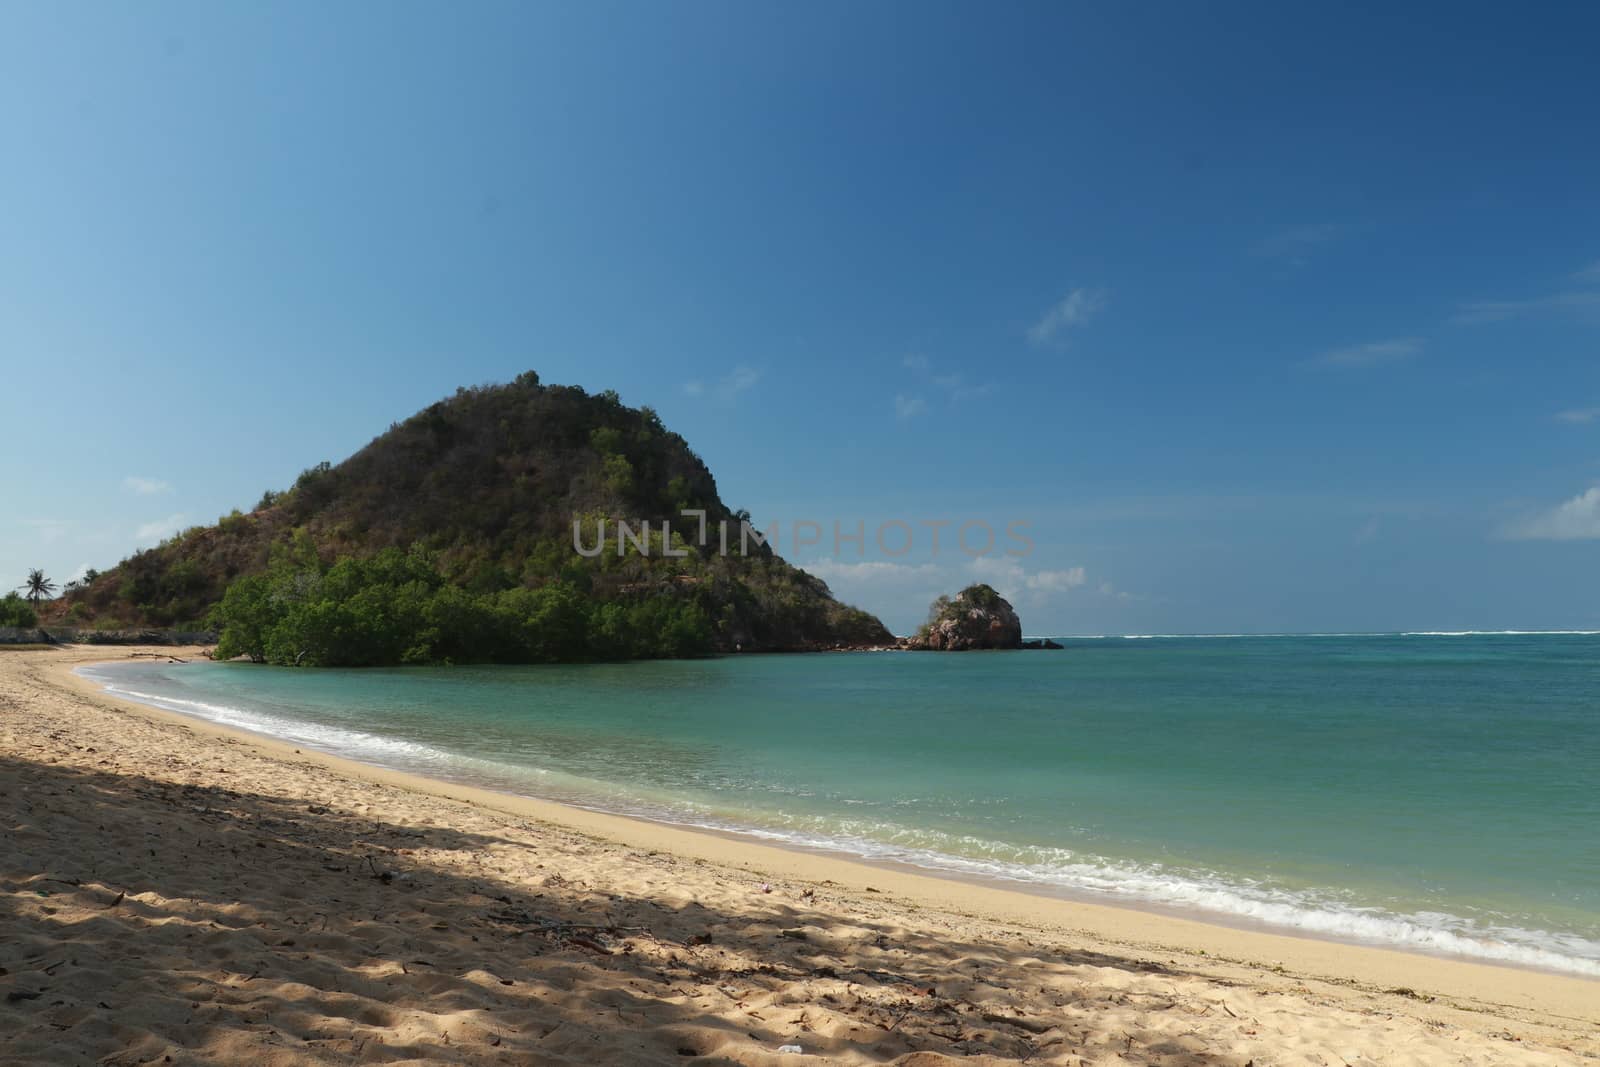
[5,1,1600,635]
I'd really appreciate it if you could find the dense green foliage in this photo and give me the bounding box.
[0,593,38,628]
[212,538,713,666]
[62,372,892,659]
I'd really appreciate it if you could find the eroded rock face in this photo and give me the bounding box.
[903,584,1022,651]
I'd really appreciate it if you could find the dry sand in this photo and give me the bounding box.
[1,645,1595,1066]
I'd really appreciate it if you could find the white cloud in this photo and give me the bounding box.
[684,366,761,402]
[1251,223,1345,264]
[1554,406,1600,424]
[893,394,927,421]
[136,513,189,543]
[968,555,1088,601]
[1028,287,1106,345]
[1026,566,1088,593]
[1452,291,1600,326]
[122,476,173,495]
[964,555,1020,591]
[1505,487,1600,541]
[1313,337,1422,368]
[720,365,760,398]
[900,352,997,405]
[1450,260,1600,325]
[801,556,1089,599]
[799,559,946,587]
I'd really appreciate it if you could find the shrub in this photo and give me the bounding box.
[0,593,37,628]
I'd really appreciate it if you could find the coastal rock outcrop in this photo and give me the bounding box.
[902,584,1023,651]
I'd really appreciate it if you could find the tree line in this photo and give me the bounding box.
[210,536,713,666]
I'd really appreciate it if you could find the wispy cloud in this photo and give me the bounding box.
[1453,262,1600,325]
[135,513,189,543]
[684,365,761,402]
[1452,290,1600,326]
[1504,487,1600,541]
[1028,287,1106,346]
[1554,406,1600,424]
[800,558,946,587]
[1252,223,1345,265]
[1313,337,1422,368]
[970,555,1088,598]
[122,476,173,495]
[899,354,995,406]
[893,394,927,421]
[1027,566,1089,593]
[1098,581,1135,602]
[930,372,992,403]
[719,365,760,399]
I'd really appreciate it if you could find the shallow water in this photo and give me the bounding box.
[80,632,1600,976]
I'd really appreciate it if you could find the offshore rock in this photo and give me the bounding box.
[902,584,1022,651]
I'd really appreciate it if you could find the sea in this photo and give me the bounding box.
[78,632,1600,977]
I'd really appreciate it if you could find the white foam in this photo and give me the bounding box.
[692,815,1600,978]
[1402,630,1600,637]
[90,681,471,772]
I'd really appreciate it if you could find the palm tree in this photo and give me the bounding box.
[20,569,56,608]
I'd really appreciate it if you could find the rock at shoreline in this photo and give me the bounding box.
[902,584,1023,651]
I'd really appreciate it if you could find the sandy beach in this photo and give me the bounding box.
[1,646,1594,1066]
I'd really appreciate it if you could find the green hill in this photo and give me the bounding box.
[58,372,892,663]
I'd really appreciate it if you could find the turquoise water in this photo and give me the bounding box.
[80,633,1600,976]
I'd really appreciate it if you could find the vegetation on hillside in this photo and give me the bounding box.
[57,373,891,661]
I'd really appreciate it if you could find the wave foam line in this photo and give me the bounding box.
[696,818,1600,979]
[1402,630,1600,637]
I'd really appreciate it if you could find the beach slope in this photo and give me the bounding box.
[2,646,1594,1065]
